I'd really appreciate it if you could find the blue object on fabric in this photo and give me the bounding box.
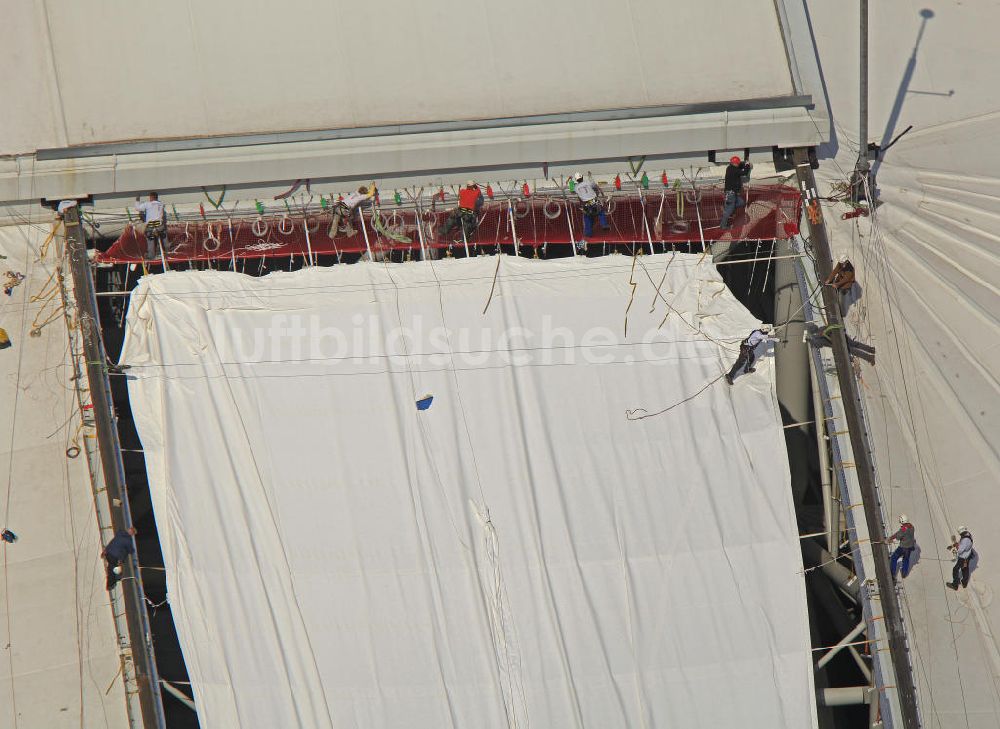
[416,395,434,411]
[890,545,914,578]
[1,529,16,543]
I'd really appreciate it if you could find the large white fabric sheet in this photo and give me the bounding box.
[123,254,816,728]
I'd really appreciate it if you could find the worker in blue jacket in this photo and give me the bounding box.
[102,526,137,591]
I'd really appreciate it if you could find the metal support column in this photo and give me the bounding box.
[64,205,167,729]
[793,148,919,728]
[810,354,838,552]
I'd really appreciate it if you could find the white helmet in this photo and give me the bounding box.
[898,514,908,524]
[466,180,476,188]
[574,172,584,182]
[958,525,968,534]
[113,565,123,575]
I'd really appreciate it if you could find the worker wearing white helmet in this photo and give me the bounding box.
[572,171,608,250]
[888,514,916,580]
[947,526,975,590]
[725,326,776,385]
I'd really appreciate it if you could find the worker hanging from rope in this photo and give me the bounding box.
[437,181,484,241]
[947,526,976,591]
[825,258,856,291]
[805,322,875,365]
[329,183,376,239]
[135,192,168,260]
[725,326,776,385]
[888,514,917,580]
[102,526,137,591]
[572,172,609,251]
[719,156,753,230]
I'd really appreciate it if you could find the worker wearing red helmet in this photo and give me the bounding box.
[720,156,753,229]
[438,181,484,241]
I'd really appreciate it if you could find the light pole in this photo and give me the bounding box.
[851,0,871,202]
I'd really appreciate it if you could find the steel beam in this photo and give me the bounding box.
[793,147,919,728]
[64,205,167,729]
[818,686,872,707]
[160,681,197,713]
[817,621,867,670]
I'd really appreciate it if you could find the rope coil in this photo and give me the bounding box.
[251,217,268,237]
[542,199,562,220]
[203,224,221,252]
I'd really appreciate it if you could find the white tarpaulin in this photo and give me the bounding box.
[122,254,816,728]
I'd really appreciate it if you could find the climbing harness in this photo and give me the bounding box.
[2,271,25,297]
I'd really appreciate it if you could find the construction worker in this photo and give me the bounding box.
[888,514,917,579]
[135,192,167,260]
[947,526,975,590]
[719,156,752,229]
[573,172,609,250]
[805,322,876,365]
[826,259,856,292]
[102,526,137,591]
[438,181,484,241]
[330,183,376,239]
[725,327,774,385]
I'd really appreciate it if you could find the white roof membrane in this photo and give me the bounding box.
[1,0,793,153]
[0,224,129,729]
[122,254,817,728]
[807,0,1000,724]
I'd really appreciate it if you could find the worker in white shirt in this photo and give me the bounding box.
[134,192,167,259]
[573,172,609,250]
[946,526,975,590]
[329,183,376,239]
[725,327,775,385]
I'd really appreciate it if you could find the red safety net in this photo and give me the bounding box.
[98,184,801,264]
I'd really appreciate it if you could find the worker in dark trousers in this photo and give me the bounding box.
[719,156,752,229]
[947,526,975,590]
[329,183,376,238]
[438,181,484,241]
[573,172,609,250]
[102,526,137,591]
[725,327,774,385]
[805,323,876,365]
[135,192,168,259]
[888,514,916,579]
